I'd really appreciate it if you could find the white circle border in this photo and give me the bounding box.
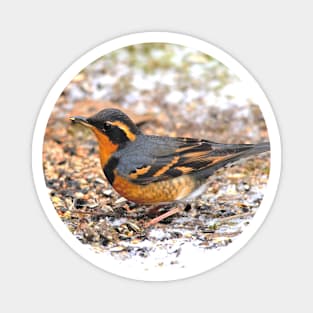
[32,32,281,281]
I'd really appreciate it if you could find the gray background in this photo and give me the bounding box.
[1,1,311,312]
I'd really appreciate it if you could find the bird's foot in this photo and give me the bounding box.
[144,206,183,228]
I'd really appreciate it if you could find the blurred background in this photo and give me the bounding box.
[49,43,268,143]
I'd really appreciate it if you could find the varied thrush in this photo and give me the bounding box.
[70,108,270,226]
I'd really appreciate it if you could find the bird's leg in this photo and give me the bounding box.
[144,203,184,228]
[146,205,165,217]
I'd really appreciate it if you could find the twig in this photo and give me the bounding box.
[203,230,242,238]
[216,211,255,222]
[69,209,107,215]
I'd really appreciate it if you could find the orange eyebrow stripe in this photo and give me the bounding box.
[109,121,136,141]
[129,165,152,179]
[153,156,179,177]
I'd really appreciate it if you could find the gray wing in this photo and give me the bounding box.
[115,134,270,185]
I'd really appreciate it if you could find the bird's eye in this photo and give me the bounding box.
[103,122,112,132]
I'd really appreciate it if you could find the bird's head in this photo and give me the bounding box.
[70,108,141,144]
[70,108,141,166]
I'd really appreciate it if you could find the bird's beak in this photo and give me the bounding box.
[70,116,92,128]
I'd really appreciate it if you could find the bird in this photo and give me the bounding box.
[70,108,270,226]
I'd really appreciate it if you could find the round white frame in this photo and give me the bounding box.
[32,32,281,281]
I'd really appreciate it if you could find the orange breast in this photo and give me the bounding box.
[112,173,197,204]
[92,128,118,168]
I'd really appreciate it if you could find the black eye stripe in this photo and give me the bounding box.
[87,108,141,136]
[105,126,129,145]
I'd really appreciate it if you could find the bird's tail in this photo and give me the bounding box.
[226,141,270,159]
[197,141,270,178]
